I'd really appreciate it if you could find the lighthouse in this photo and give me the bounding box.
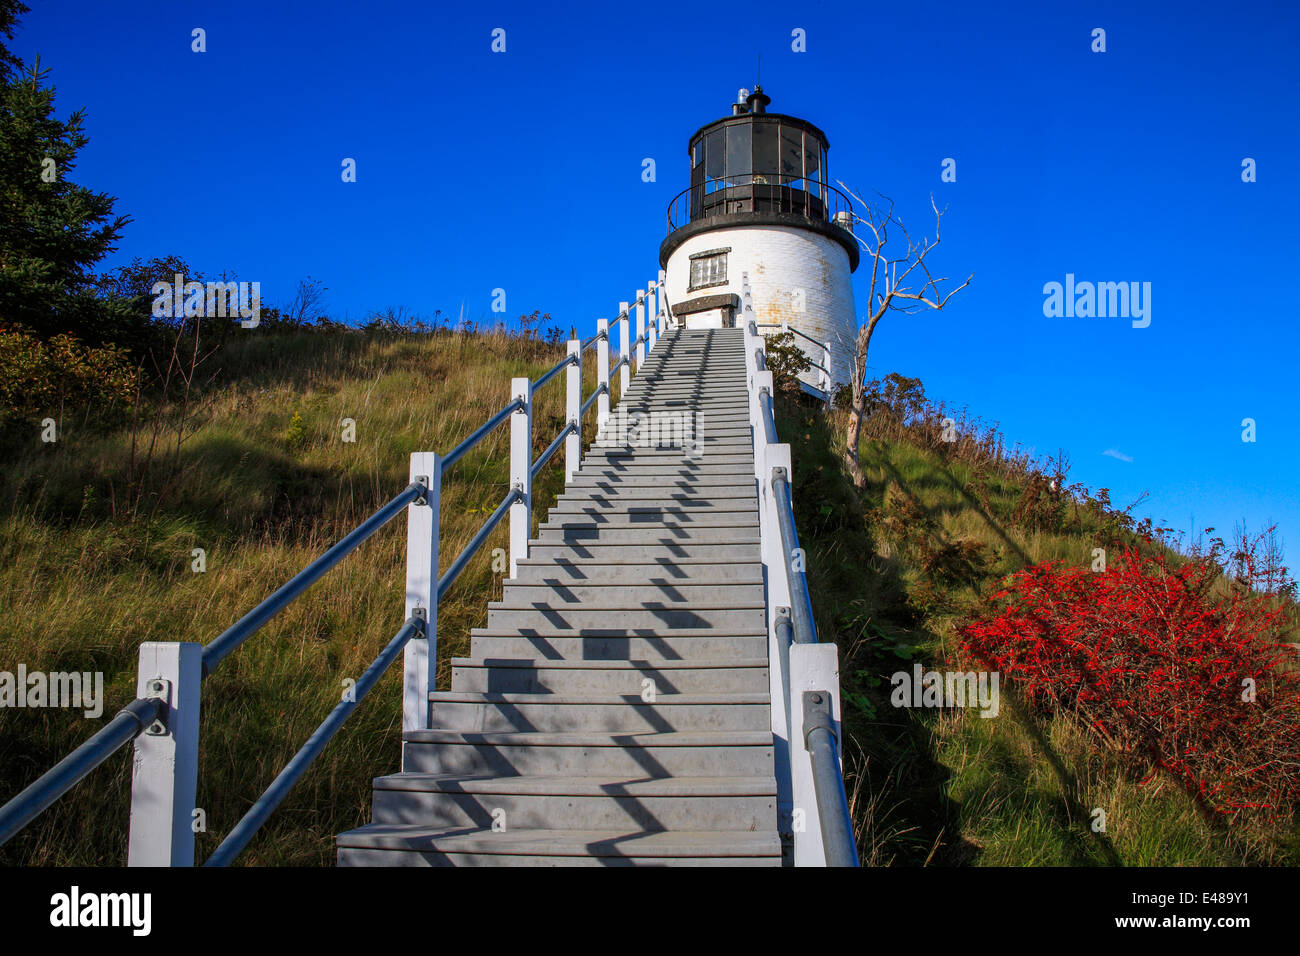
[659,86,860,393]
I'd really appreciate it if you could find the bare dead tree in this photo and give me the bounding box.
[837,186,973,488]
[286,276,328,325]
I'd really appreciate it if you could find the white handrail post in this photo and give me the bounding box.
[596,318,611,434]
[618,303,630,396]
[403,452,440,733]
[565,339,581,483]
[127,641,202,866]
[635,289,647,370]
[790,642,842,867]
[763,442,796,861]
[658,268,668,333]
[649,279,660,351]
[509,377,532,578]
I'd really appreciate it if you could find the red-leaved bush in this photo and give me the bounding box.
[958,547,1300,821]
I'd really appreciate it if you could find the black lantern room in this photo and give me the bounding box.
[689,87,828,220]
[661,87,858,271]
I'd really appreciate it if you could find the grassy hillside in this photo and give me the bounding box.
[0,328,604,866]
[780,396,1300,866]
[2,327,1295,867]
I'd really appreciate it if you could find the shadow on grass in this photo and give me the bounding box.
[778,396,980,866]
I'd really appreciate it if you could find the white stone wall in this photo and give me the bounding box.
[663,224,858,389]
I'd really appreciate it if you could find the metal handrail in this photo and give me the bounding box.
[580,383,607,416]
[755,323,830,375]
[0,697,163,845]
[770,473,818,646]
[531,422,576,481]
[437,487,519,601]
[442,398,524,471]
[758,388,778,445]
[532,352,577,392]
[202,481,426,675]
[803,697,858,867]
[205,615,424,866]
[757,321,824,349]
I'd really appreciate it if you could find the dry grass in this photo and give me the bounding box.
[0,328,612,866]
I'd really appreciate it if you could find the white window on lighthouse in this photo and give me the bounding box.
[689,250,728,290]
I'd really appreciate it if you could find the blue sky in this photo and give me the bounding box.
[12,0,1300,562]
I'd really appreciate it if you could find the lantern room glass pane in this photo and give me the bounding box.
[705,128,724,184]
[781,124,802,189]
[725,123,751,183]
[805,138,819,184]
[753,121,778,181]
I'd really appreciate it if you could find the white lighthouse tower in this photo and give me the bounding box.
[660,86,859,393]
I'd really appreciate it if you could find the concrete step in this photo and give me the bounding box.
[552,493,757,508]
[579,456,755,471]
[574,465,756,478]
[540,513,759,531]
[613,394,748,405]
[535,526,759,545]
[368,773,777,830]
[336,826,782,866]
[510,559,762,584]
[449,658,769,694]
[469,631,768,661]
[551,493,757,509]
[591,434,753,448]
[565,474,757,490]
[523,542,760,562]
[400,728,774,776]
[543,510,758,527]
[427,693,771,732]
[616,397,748,408]
[579,450,753,464]
[482,605,766,633]
[496,582,765,608]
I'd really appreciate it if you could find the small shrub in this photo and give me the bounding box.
[764,331,812,395]
[0,323,138,423]
[284,411,308,448]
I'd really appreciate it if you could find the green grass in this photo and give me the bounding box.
[0,328,608,866]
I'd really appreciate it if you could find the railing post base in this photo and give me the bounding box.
[127,641,202,867]
[789,642,843,867]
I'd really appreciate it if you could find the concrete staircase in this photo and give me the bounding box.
[336,327,781,866]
